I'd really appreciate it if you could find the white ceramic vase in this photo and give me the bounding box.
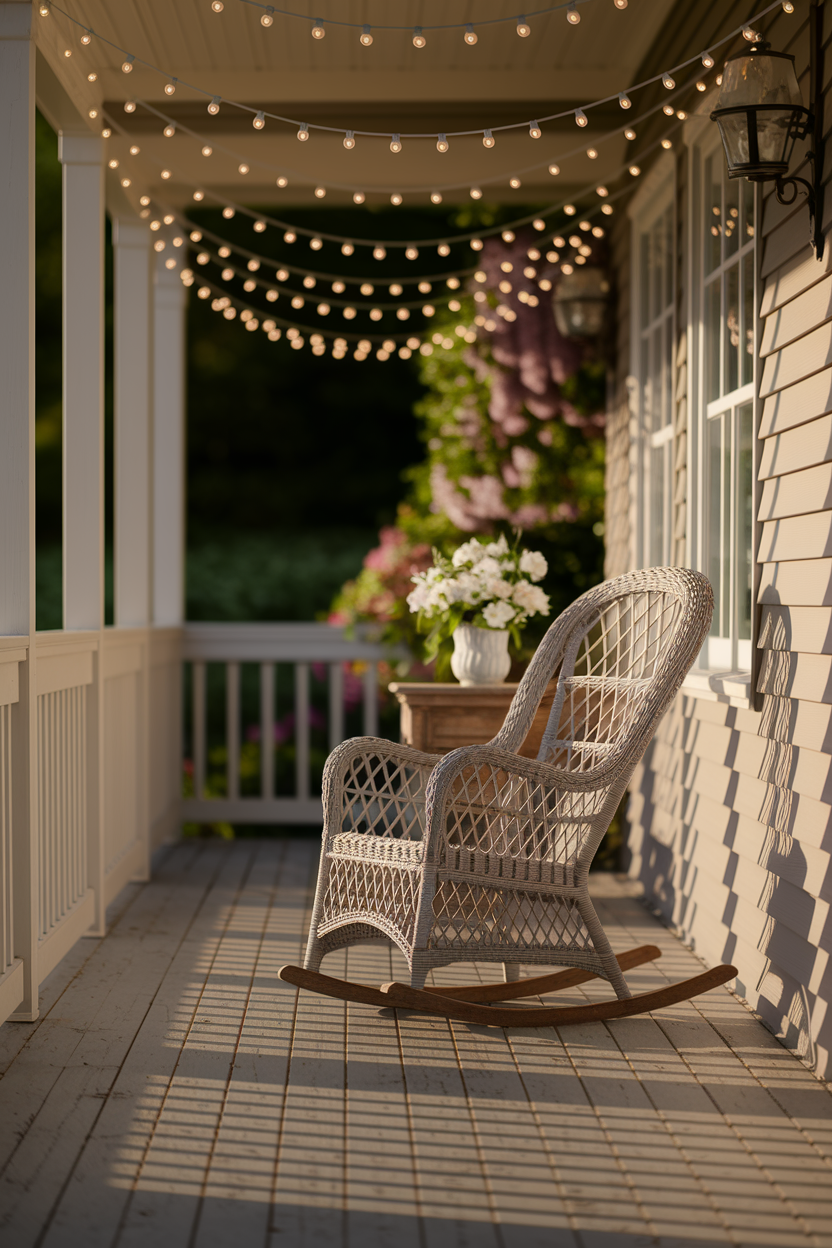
[450,624,512,686]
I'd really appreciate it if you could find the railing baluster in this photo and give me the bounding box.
[260,662,274,799]
[295,662,310,800]
[329,662,344,753]
[362,662,378,738]
[193,661,206,799]
[226,662,240,801]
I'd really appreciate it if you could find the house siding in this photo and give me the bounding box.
[606,5,832,1076]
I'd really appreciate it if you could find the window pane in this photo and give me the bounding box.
[705,278,721,402]
[741,179,755,245]
[724,174,740,258]
[742,254,754,387]
[706,415,731,637]
[726,263,740,395]
[737,403,754,641]
[650,445,666,566]
[704,154,722,274]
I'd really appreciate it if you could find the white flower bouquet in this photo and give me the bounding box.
[406,534,551,665]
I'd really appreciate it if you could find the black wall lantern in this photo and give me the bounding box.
[553,268,610,339]
[711,1,825,258]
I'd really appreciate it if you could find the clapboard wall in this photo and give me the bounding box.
[605,2,832,1077]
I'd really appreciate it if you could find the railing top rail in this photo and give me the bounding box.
[182,621,401,663]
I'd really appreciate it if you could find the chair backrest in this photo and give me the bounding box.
[492,568,713,786]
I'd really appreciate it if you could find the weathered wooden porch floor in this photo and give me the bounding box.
[1,840,831,1248]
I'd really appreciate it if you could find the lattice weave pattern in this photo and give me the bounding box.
[304,569,713,992]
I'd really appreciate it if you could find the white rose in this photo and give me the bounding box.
[512,581,550,616]
[519,550,548,582]
[406,584,430,613]
[452,539,486,567]
[476,555,503,577]
[484,535,509,557]
[482,600,516,629]
[485,577,514,600]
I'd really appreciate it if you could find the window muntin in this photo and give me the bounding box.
[698,148,756,673]
[635,192,675,568]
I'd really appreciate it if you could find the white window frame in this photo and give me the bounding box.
[682,117,760,707]
[628,156,676,573]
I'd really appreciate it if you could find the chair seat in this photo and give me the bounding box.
[328,831,425,867]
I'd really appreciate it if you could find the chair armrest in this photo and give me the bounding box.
[322,736,442,849]
[423,743,610,868]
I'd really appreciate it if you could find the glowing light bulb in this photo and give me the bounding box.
[253,111,265,129]
[587,147,598,158]
[661,138,673,149]
[533,218,546,231]
[701,52,714,69]
[123,101,136,113]
[261,7,274,25]
[108,158,119,170]
[430,192,443,204]
[238,162,249,174]
[390,134,402,153]
[662,72,675,89]
[663,104,675,116]
[80,30,92,46]
[389,283,402,295]
[575,109,588,127]
[163,124,176,137]
[87,72,97,82]
[470,238,483,251]
[602,204,613,215]
[470,187,482,199]
[341,243,354,256]
[390,193,402,205]
[614,0,628,7]
[502,230,515,243]
[89,109,98,120]
[165,78,176,95]
[38,2,50,15]
[783,1,795,10]
[564,204,577,215]
[311,19,325,39]
[139,194,150,208]
[208,96,221,115]
[297,122,309,140]
[412,26,426,48]
[121,177,131,188]
[696,80,707,92]
[742,26,756,40]
[101,128,112,137]
[405,246,419,260]
[122,56,134,73]
[464,23,477,44]
[360,24,373,45]
[310,238,322,250]
[509,177,521,189]
[567,3,580,23]
[529,121,541,138]
[211,1,224,11]
[677,109,687,120]
[436,134,449,153]
[619,93,631,109]
[438,243,450,256]
[277,176,288,187]
[202,144,213,156]
[624,127,636,140]
[629,165,641,176]
[283,230,296,242]
[314,186,326,198]
[193,190,205,202]
[373,246,386,260]
[130,145,140,155]
[353,191,365,204]
[343,131,355,149]
[517,16,530,36]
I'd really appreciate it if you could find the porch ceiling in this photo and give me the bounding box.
[36,0,678,208]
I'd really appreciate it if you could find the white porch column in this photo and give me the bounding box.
[59,130,106,934]
[153,257,187,626]
[59,131,105,631]
[0,1,38,1021]
[113,219,153,627]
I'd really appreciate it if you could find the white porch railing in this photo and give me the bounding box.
[182,623,395,825]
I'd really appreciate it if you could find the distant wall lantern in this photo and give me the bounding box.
[710,1,825,258]
[553,268,610,339]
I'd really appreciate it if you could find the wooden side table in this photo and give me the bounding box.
[388,682,556,759]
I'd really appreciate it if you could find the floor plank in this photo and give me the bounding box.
[1,844,830,1248]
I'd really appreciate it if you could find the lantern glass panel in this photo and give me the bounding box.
[718,48,802,109]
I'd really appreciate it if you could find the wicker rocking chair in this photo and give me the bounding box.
[280,568,737,1026]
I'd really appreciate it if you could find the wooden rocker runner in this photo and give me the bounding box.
[280,569,737,1027]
